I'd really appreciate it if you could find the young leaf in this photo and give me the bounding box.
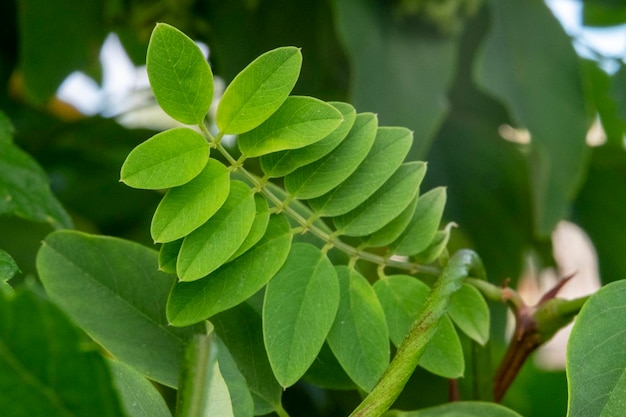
[158,239,183,274]
[120,128,209,190]
[37,231,203,388]
[217,46,302,134]
[167,214,292,326]
[390,187,446,256]
[567,280,626,417]
[327,266,389,392]
[285,112,378,199]
[151,158,230,243]
[212,303,284,415]
[333,162,426,237]
[308,126,412,216]
[260,102,357,177]
[226,194,270,262]
[177,181,256,281]
[263,243,340,387]
[448,283,490,345]
[387,401,523,417]
[237,96,344,157]
[361,197,418,248]
[147,23,213,125]
[413,222,455,264]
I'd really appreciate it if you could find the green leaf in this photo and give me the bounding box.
[285,112,378,199]
[390,187,446,256]
[151,158,230,243]
[474,0,589,236]
[147,23,214,125]
[159,239,183,274]
[0,111,13,145]
[177,181,256,281]
[308,127,413,216]
[227,194,270,262]
[212,303,284,415]
[263,243,340,387]
[36,231,203,388]
[0,249,20,282]
[385,401,523,417]
[260,102,357,177]
[418,316,463,379]
[167,214,292,326]
[333,162,426,237]
[327,266,389,392]
[0,288,124,417]
[448,283,490,345]
[107,359,172,417]
[217,46,302,134]
[213,337,255,417]
[361,197,418,248]
[567,280,626,417]
[237,96,344,157]
[120,128,209,190]
[413,223,454,264]
[0,140,72,229]
[303,343,356,390]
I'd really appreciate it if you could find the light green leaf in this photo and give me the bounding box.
[413,222,455,264]
[213,336,255,417]
[260,102,357,177]
[37,231,203,388]
[120,128,209,190]
[0,288,124,417]
[327,267,389,392]
[217,46,302,134]
[390,187,446,256]
[333,162,426,237]
[177,181,256,281]
[107,359,172,417]
[147,23,214,125]
[418,316,463,379]
[361,197,418,248]
[227,194,270,262]
[567,280,626,417]
[213,303,284,415]
[151,158,230,243]
[159,239,183,274]
[385,401,523,417]
[237,96,344,157]
[263,243,340,387]
[309,127,413,216]
[448,283,490,345]
[167,214,292,326]
[285,112,378,199]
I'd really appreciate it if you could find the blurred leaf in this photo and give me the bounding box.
[333,0,457,158]
[151,159,230,243]
[263,243,340,387]
[147,23,214,125]
[167,214,292,326]
[0,288,123,417]
[238,96,343,157]
[213,336,255,417]
[567,280,626,416]
[217,46,302,134]
[583,2,626,26]
[0,249,20,282]
[612,64,626,126]
[448,283,490,345]
[327,267,389,392]
[177,181,256,281]
[37,230,202,388]
[107,359,172,417]
[385,401,522,417]
[120,128,209,190]
[475,0,589,236]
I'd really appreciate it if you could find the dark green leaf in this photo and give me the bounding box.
[0,249,20,282]
[120,128,209,190]
[167,214,292,326]
[37,231,202,388]
[583,2,626,26]
[159,239,183,274]
[147,23,214,125]
[303,343,356,390]
[448,283,490,345]
[213,336,255,417]
[263,243,340,387]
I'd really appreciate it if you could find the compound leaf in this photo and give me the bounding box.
[448,283,490,346]
[158,239,183,274]
[361,197,418,248]
[147,23,214,125]
[227,194,270,262]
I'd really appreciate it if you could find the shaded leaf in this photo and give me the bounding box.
[147,23,214,125]
[159,239,183,274]
[214,336,255,417]
[237,96,344,157]
[0,249,20,282]
[385,401,523,417]
[217,47,302,134]
[120,128,209,190]
[151,158,230,243]
[263,243,339,387]
[327,267,389,392]
[37,231,202,388]
[167,214,292,326]
[448,283,490,345]
[227,194,270,262]
[303,343,356,390]
[361,197,418,248]
[177,181,256,281]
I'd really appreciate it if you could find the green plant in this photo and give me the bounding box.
[1,20,622,417]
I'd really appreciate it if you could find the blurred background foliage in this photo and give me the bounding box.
[1,0,625,415]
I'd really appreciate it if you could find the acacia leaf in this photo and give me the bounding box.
[361,197,418,248]
[120,128,209,190]
[147,23,214,125]
[448,283,490,346]
[263,243,339,387]
[158,239,183,274]
[217,47,302,134]
[227,194,270,262]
